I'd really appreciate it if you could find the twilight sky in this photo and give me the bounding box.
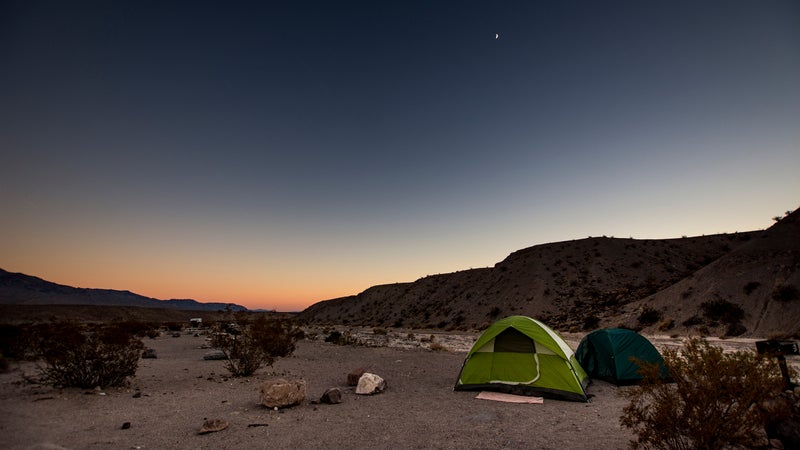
[1,1,798,311]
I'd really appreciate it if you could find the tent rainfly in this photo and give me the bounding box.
[454,316,590,402]
[575,328,669,386]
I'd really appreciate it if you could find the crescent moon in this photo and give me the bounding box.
[495,33,499,39]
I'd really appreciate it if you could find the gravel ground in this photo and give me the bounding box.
[3,329,796,449]
[1,331,637,449]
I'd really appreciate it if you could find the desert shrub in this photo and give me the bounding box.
[681,315,703,327]
[34,322,144,388]
[700,298,744,325]
[725,322,747,337]
[111,320,159,338]
[583,315,601,330]
[0,324,33,360]
[657,319,675,332]
[772,284,799,302]
[212,316,302,377]
[429,342,450,352]
[621,338,790,449]
[743,281,761,295]
[164,322,184,332]
[637,307,662,326]
[324,330,359,346]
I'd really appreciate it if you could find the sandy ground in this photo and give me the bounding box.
[1,329,797,450]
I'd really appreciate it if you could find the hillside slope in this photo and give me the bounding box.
[630,208,800,337]
[299,229,772,333]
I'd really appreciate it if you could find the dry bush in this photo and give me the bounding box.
[773,284,799,302]
[429,342,450,352]
[637,306,662,326]
[34,322,144,388]
[700,298,744,325]
[621,337,790,449]
[212,315,302,377]
[323,330,360,346]
[0,324,34,360]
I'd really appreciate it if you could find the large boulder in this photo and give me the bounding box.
[355,373,386,395]
[260,378,306,408]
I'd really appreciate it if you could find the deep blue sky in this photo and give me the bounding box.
[2,1,799,310]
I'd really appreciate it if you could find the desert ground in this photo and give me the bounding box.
[1,328,797,450]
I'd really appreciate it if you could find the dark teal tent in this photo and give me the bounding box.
[575,328,669,386]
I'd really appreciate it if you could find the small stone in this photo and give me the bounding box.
[132,392,142,398]
[141,348,157,359]
[203,350,227,360]
[198,418,228,434]
[121,422,131,430]
[320,388,343,404]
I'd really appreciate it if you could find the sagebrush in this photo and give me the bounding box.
[621,337,790,449]
[212,315,302,377]
[34,322,144,388]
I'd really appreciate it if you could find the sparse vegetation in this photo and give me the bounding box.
[0,324,33,360]
[621,337,790,449]
[324,330,360,346]
[772,284,799,302]
[743,281,761,295]
[637,307,662,326]
[700,298,744,325]
[34,321,145,388]
[583,315,601,330]
[681,315,703,327]
[212,315,302,377]
[657,318,675,331]
[429,342,450,352]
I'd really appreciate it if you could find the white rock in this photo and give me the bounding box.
[355,373,386,395]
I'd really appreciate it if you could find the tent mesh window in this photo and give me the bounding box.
[494,328,535,353]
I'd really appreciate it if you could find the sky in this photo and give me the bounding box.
[1,1,799,311]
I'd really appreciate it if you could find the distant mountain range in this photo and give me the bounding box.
[300,207,800,337]
[0,270,247,312]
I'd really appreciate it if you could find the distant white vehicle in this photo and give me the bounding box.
[190,318,203,328]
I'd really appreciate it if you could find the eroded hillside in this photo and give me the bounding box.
[299,228,783,334]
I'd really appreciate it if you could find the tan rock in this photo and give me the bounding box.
[198,418,228,434]
[259,378,306,408]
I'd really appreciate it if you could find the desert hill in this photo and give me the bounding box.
[0,269,247,312]
[299,208,800,337]
[629,207,800,338]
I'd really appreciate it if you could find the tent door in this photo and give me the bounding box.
[490,328,541,385]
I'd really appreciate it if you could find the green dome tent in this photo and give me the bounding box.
[454,316,590,402]
[575,328,669,386]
